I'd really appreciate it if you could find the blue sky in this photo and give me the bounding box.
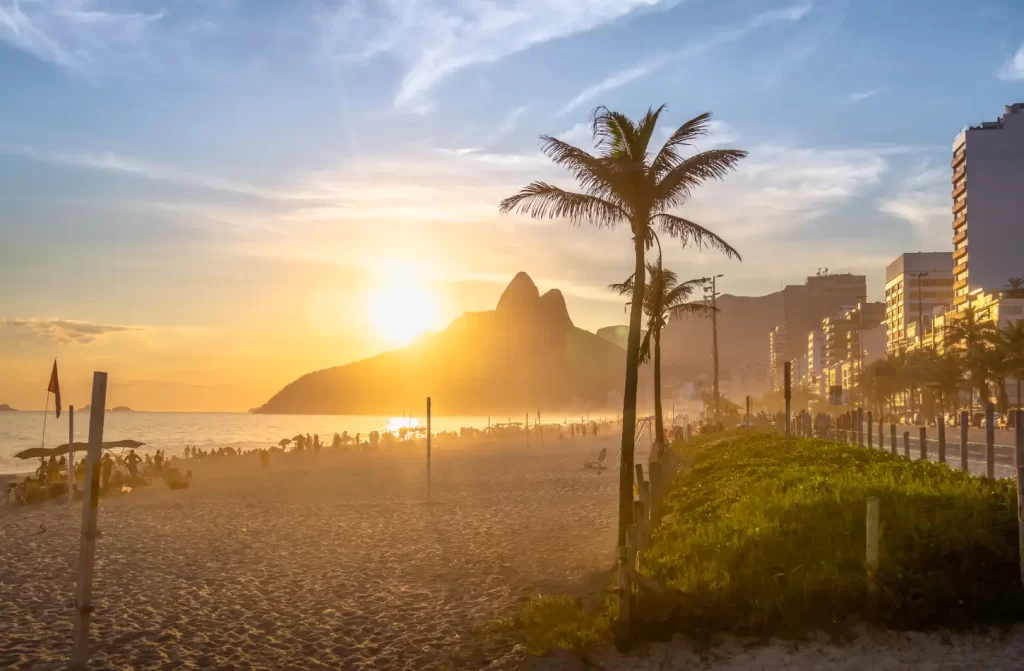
[1,0,1022,410]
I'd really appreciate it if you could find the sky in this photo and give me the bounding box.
[1,0,1022,411]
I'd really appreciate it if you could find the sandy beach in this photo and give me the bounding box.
[0,434,628,670]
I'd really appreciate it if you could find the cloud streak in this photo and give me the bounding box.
[1,318,140,344]
[846,89,879,103]
[555,2,813,116]
[322,0,676,110]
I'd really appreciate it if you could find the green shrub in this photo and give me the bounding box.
[645,431,1024,637]
[488,593,615,655]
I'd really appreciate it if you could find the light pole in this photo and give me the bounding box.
[705,274,724,421]
[910,271,929,421]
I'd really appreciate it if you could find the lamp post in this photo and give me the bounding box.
[705,274,724,420]
[910,271,929,420]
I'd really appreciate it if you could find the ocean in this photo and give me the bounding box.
[0,411,519,475]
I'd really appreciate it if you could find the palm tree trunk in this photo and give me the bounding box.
[653,329,664,457]
[618,233,646,547]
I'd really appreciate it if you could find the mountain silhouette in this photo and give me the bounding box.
[254,273,625,415]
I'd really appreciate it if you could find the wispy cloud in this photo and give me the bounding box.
[0,0,165,69]
[845,89,879,104]
[321,0,677,110]
[3,145,326,202]
[877,163,950,241]
[555,2,813,117]
[998,44,1024,80]
[1,318,140,344]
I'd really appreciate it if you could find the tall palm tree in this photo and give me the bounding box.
[610,259,715,457]
[1004,278,1024,299]
[499,106,745,545]
[946,307,997,413]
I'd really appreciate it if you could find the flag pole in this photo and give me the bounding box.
[41,392,50,450]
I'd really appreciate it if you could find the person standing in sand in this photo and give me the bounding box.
[100,454,113,492]
[125,449,142,481]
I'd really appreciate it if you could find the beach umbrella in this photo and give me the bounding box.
[291,434,304,442]
[12,447,50,460]
[278,438,291,448]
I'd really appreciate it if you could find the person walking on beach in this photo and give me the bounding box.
[259,449,269,468]
[313,434,321,455]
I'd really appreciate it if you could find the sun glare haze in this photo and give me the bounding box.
[369,284,441,346]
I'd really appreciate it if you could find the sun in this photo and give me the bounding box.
[370,284,441,346]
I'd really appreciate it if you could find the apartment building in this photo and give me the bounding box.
[951,103,1024,307]
[768,325,785,391]
[884,252,954,353]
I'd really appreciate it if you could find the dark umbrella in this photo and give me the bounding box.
[15,439,146,459]
[278,438,291,448]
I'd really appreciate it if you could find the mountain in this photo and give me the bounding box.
[254,272,627,415]
[0,404,16,412]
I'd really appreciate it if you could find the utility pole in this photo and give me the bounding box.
[706,274,723,421]
[910,271,929,421]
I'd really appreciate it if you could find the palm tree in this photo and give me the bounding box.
[499,106,745,545]
[610,259,715,456]
[998,318,1024,412]
[945,306,997,413]
[1004,277,1024,299]
[918,350,963,418]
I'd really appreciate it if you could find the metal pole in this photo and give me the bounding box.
[919,426,927,462]
[1016,409,1024,587]
[986,401,995,479]
[70,372,108,670]
[938,418,946,464]
[784,361,792,452]
[960,410,969,472]
[427,397,432,501]
[68,405,75,501]
[709,275,721,420]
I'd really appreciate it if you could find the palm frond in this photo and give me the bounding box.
[591,106,637,160]
[654,213,741,260]
[668,302,717,320]
[651,112,713,176]
[499,182,627,227]
[637,328,653,366]
[633,104,667,163]
[538,135,629,201]
[662,278,704,308]
[609,275,635,296]
[654,149,748,209]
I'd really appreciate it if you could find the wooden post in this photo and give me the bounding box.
[615,546,631,651]
[878,415,884,450]
[426,397,432,501]
[938,419,946,465]
[634,500,648,552]
[961,410,970,472]
[890,424,897,455]
[70,372,108,670]
[649,462,664,528]
[627,523,638,573]
[903,431,910,459]
[857,408,864,446]
[1016,409,1024,587]
[67,405,75,501]
[525,412,529,445]
[918,426,927,461]
[986,402,995,479]
[867,411,873,448]
[866,496,880,600]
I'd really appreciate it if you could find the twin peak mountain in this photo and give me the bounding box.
[255,272,625,415]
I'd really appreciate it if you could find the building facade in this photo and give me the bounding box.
[884,252,954,353]
[951,102,1024,307]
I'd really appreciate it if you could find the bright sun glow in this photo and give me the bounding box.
[370,284,441,345]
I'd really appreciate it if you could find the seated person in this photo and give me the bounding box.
[163,467,192,490]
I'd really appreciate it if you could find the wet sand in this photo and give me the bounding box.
[1,435,631,670]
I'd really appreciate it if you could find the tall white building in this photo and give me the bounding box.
[884,253,954,353]
[951,103,1024,307]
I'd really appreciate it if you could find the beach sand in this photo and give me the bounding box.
[0,434,628,670]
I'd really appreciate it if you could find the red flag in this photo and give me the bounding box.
[47,359,61,419]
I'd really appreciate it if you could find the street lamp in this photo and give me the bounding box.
[909,271,929,421]
[704,274,724,421]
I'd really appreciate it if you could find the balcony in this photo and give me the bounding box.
[953,244,968,260]
[952,181,966,199]
[952,165,965,184]
[952,212,966,230]
[952,149,966,169]
[952,198,966,215]
[953,261,967,275]
[954,277,968,291]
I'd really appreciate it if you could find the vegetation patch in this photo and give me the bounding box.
[646,430,1024,637]
[487,593,616,655]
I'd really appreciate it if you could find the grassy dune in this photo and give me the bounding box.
[500,430,1024,653]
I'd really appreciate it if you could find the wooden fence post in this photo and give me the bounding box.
[938,419,946,465]
[890,424,897,455]
[961,410,970,472]
[634,500,648,552]
[866,496,880,600]
[919,426,927,462]
[858,408,864,446]
[986,402,995,479]
[615,546,631,650]
[70,372,108,670]
[867,412,873,448]
[1016,409,1024,587]
[903,431,910,459]
[627,524,638,575]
